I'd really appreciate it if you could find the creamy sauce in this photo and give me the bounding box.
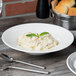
[17,32,58,50]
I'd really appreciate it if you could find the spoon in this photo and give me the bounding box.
[0,53,46,69]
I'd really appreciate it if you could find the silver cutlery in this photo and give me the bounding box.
[0,53,50,74]
[1,65,50,74]
[0,53,45,69]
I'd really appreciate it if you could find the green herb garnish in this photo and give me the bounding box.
[26,32,49,37]
[26,33,37,37]
[40,32,49,36]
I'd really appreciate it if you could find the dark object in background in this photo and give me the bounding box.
[36,0,50,19]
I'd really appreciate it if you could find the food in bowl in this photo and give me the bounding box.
[52,0,76,15]
[17,32,58,50]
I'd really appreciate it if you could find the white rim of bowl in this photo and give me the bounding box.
[1,23,74,54]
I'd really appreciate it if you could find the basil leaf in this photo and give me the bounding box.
[26,32,49,37]
[26,33,37,37]
[40,32,49,36]
[36,33,40,37]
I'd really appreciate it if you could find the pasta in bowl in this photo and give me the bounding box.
[17,32,58,50]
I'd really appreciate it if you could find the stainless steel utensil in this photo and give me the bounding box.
[0,53,45,69]
[0,53,50,74]
[1,66,50,74]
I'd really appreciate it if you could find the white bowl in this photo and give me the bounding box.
[2,23,74,55]
[66,52,76,74]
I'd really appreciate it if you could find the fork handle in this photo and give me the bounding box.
[13,60,46,69]
[8,66,50,74]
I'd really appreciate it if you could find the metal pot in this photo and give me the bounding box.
[51,11,76,30]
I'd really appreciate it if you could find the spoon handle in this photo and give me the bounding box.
[13,60,46,69]
[8,66,50,74]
